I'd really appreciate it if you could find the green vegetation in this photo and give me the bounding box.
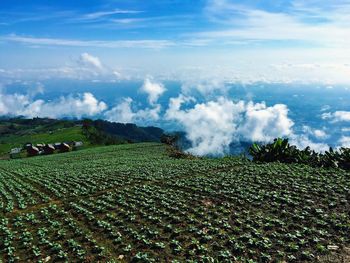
[82,121,127,146]
[89,119,164,143]
[249,138,350,170]
[0,118,165,158]
[0,127,88,156]
[0,143,349,262]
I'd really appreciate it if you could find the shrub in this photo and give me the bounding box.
[249,138,350,170]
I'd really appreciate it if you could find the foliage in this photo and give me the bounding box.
[160,133,179,147]
[160,133,196,159]
[86,119,164,143]
[0,143,349,262]
[82,120,126,146]
[249,138,350,170]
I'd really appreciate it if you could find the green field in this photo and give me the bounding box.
[0,127,89,157]
[0,143,349,262]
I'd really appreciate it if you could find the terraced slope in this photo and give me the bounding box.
[0,143,349,262]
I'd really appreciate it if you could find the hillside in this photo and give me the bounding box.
[0,126,88,157]
[0,143,349,262]
[0,118,165,157]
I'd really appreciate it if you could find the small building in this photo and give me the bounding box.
[27,146,40,156]
[36,143,44,150]
[74,141,84,147]
[59,143,70,152]
[43,144,55,155]
[72,141,83,151]
[54,143,61,150]
[10,148,22,159]
[23,143,32,150]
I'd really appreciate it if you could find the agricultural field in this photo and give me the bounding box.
[0,143,349,262]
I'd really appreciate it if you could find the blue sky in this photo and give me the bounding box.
[0,0,349,83]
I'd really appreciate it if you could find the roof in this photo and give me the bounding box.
[28,146,39,152]
[44,144,55,150]
[10,148,22,154]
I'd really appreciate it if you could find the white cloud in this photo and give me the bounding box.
[104,97,161,124]
[238,102,294,142]
[0,93,30,116]
[0,92,107,118]
[79,53,103,70]
[104,97,135,123]
[165,96,294,155]
[104,79,165,123]
[290,134,330,152]
[136,105,161,122]
[322,111,350,122]
[165,96,244,155]
[112,70,130,81]
[302,125,328,139]
[202,0,350,48]
[338,136,350,147]
[3,34,174,49]
[0,54,131,81]
[81,9,143,20]
[140,78,166,105]
[314,129,327,139]
[180,78,227,96]
[321,105,331,112]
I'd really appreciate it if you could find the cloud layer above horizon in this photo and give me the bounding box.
[1,76,349,155]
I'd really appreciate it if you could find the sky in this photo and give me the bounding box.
[0,0,350,83]
[0,0,350,155]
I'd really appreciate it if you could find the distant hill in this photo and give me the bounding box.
[0,117,165,157]
[89,119,164,143]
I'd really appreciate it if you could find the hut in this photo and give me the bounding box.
[59,143,70,152]
[54,143,61,150]
[36,143,44,150]
[10,148,22,159]
[27,146,39,156]
[23,143,32,150]
[43,144,55,155]
[74,141,83,147]
[72,141,83,150]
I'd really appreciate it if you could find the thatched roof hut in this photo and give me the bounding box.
[23,143,32,150]
[36,143,44,149]
[59,143,70,152]
[27,146,39,156]
[43,144,55,154]
[54,143,61,150]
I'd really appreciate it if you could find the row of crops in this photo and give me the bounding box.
[0,143,349,262]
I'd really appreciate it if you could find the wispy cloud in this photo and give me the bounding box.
[81,9,143,20]
[2,34,174,49]
[338,136,350,147]
[199,0,350,47]
[0,8,142,25]
[322,111,350,122]
[78,53,103,70]
[0,10,75,25]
